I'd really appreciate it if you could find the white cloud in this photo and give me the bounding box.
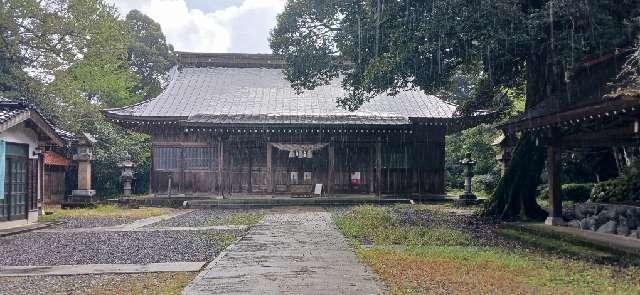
[107,0,286,53]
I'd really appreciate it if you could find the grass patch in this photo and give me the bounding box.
[39,205,173,222]
[337,204,640,295]
[358,246,640,295]
[87,272,196,295]
[207,232,239,248]
[335,205,471,246]
[228,212,265,226]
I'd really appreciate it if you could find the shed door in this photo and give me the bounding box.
[1,143,28,221]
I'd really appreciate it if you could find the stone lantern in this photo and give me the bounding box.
[118,159,136,196]
[65,133,97,207]
[459,152,477,201]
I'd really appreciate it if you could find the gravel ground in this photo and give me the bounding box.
[49,217,137,229]
[0,272,195,295]
[0,229,242,266]
[150,208,266,228]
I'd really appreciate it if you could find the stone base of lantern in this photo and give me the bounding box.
[62,190,97,209]
[457,193,479,205]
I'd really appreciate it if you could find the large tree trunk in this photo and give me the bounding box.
[485,134,548,220]
[486,46,565,220]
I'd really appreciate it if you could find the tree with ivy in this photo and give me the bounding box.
[270,0,640,220]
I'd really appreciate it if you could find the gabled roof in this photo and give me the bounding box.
[103,53,459,126]
[0,98,69,147]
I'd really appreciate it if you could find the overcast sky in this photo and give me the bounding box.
[107,0,287,53]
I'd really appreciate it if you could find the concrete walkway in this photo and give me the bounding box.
[183,210,385,295]
[0,262,206,277]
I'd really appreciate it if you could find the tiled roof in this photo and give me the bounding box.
[104,55,459,126]
[0,98,73,145]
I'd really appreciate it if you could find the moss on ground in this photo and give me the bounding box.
[87,272,196,295]
[39,205,173,222]
[200,211,266,226]
[335,204,640,295]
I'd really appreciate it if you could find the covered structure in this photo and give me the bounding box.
[104,53,480,197]
[0,98,67,227]
[498,50,640,225]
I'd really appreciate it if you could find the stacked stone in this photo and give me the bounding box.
[568,203,640,238]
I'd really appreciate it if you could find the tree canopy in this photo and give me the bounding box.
[1,0,175,196]
[271,0,640,111]
[271,0,640,220]
[125,9,176,99]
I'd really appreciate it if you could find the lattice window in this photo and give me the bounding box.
[153,147,180,170]
[184,147,214,170]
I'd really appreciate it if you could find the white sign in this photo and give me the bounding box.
[314,184,323,195]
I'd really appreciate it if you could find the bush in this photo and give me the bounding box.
[589,162,640,203]
[472,174,499,194]
[539,183,593,202]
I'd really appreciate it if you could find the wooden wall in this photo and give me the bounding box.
[149,125,446,196]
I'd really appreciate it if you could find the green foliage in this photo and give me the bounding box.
[590,163,640,203]
[0,1,173,197]
[590,179,628,203]
[445,124,499,190]
[125,10,176,99]
[539,183,594,202]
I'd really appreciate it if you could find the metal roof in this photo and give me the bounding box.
[104,56,458,126]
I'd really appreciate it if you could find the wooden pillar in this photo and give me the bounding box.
[248,148,253,193]
[328,143,335,195]
[266,143,273,193]
[545,132,564,226]
[149,146,155,194]
[368,147,374,194]
[218,137,224,196]
[376,138,382,197]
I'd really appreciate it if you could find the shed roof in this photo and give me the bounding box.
[0,98,69,146]
[104,53,459,126]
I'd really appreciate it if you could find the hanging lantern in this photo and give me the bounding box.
[289,150,295,158]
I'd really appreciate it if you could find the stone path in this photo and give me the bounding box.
[183,210,385,295]
[0,262,206,277]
